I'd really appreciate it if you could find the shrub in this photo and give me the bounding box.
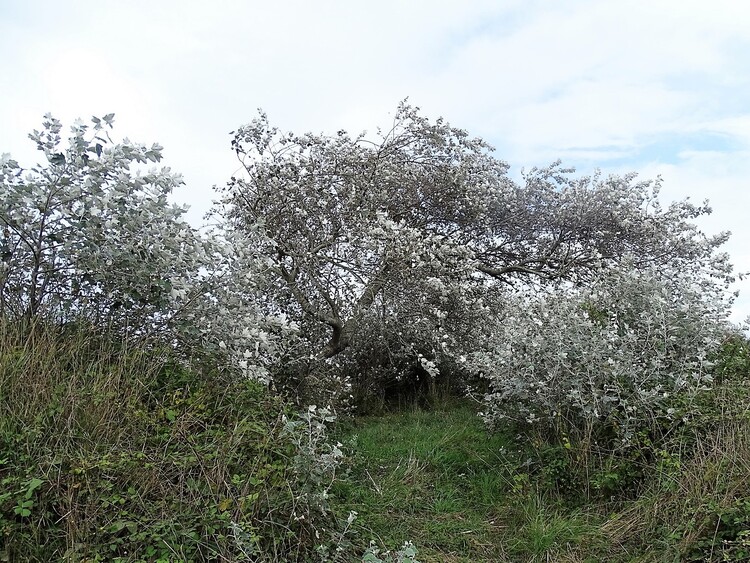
[0,115,289,386]
[473,261,731,448]
[0,322,345,562]
[601,374,750,560]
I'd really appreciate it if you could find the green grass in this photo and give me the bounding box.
[332,388,750,562]
[331,403,606,562]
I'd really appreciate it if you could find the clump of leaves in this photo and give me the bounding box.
[362,541,420,563]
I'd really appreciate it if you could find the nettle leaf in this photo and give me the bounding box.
[26,477,43,494]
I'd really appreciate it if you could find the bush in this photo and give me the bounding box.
[473,263,730,449]
[601,373,750,561]
[0,322,345,562]
[0,115,288,387]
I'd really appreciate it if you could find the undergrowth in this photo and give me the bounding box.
[2,323,749,562]
[0,322,344,562]
[330,347,750,562]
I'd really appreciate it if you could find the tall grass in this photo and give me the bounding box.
[602,380,750,562]
[0,321,339,562]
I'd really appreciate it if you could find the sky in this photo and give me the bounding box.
[1,0,749,322]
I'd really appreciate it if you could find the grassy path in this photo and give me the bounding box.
[331,405,604,562]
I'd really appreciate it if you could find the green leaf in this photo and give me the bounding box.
[24,478,43,498]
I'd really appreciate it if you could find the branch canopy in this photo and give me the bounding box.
[220,102,733,358]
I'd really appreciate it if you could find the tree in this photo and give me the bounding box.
[0,114,201,328]
[221,102,733,372]
[0,115,286,382]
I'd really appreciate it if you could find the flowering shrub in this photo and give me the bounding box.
[0,114,203,329]
[221,103,734,407]
[472,261,732,445]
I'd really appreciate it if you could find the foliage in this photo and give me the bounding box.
[220,102,733,404]
[362,541,420,563]
[0,322,345,562]
[601,373,750,562]
[712,328,750,383]
[0,114,197,328]
[220,102,487,362]
[0,115,291,383]
[173,225,300,383]
[473,260,732,447]
[280,405,346,527]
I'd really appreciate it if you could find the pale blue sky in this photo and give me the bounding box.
[1,0,749,322]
